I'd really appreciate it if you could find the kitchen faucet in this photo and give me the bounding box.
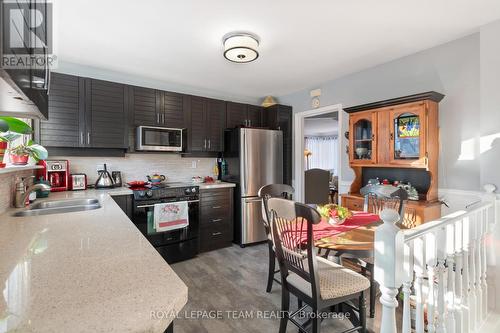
[14,176,51,208]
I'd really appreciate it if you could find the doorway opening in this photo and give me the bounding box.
[293,104,345,203]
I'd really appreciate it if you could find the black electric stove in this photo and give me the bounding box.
[131,183,200,263]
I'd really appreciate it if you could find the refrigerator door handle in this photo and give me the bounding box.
[244,197,262,204]
[242,130,248,195]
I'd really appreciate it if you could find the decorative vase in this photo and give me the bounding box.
[0,141,7,168]
[10,154,29,165]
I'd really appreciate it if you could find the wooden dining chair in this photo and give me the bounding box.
[304,168,330,205]
[258,184,294,293]
[268,197,369,333]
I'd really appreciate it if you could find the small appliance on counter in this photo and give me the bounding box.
[37,160,70,192]
[111,171,122,187]
[95,164,115,189]
[70,174,87,191]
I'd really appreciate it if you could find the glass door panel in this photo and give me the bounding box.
[393,113,420,159]
[353,119,373,160]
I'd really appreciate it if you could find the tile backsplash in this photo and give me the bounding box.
[50,153,217,184]
[0,169,34,214]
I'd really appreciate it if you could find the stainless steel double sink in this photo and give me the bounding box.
[12,198,101,217]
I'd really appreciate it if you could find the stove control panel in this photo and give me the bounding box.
[132,185,199,201]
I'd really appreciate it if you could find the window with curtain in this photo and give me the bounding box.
[304,135,338,174]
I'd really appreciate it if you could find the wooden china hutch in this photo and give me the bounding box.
[341,92,444,226]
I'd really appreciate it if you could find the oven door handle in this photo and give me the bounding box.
[136,200,200,208]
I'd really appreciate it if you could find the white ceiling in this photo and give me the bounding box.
[53,0,500,102]
[304,118,338,136]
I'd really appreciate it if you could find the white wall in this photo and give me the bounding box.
[280,34,481,191]
[479,19,500,314]
[480,20,500,189]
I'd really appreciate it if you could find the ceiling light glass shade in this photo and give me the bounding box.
[223,33,259,63]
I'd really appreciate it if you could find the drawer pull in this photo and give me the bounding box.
[212,206,222,209]
[212,232,222,236]
[211,218,222,223]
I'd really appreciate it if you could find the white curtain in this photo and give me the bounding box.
[304,136,338,174]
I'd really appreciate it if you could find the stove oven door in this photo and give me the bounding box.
[133,199,199,247]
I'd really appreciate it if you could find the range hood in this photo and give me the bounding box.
[0,70,47,120]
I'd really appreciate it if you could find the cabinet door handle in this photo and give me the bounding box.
[248,120,251,127]
[161,113,165,124]
[208,139,211,149]
[204,139,207,149]
[87,132,90,145]
[157,114,160,124]
[212,206,221,209]
[212,232,222,236]
[390,133,393,140]
[372,134,375,141]
[211,218,222,223]
[80,132,84,145]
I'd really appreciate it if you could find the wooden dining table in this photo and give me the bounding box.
[314,219,382,260]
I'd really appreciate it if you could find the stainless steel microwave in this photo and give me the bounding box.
[136,126,185,152]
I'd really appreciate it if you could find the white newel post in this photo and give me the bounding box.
[435,228,448,333]
[374,209,404,333]
[446,223,456,333]
[462,216,471,333]
[483,183,497,317]
[454,219,464,333]
[414,236,426,333]
[402,242,414,333]
[426,232,437,333]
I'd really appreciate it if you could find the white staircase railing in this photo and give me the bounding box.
[374,185,498,333]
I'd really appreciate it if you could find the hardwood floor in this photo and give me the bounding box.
[172,244,397,333]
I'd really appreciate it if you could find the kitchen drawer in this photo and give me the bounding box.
[200,214,232,227]
[200,187,232,199]
[199,223,233,252]
[342,196,364,211]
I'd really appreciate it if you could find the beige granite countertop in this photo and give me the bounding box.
[0,188,187,333]
[195,182,235,190]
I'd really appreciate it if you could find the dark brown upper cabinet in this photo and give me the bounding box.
[247,105,263,127]
[263,104,293,185]
[186,96,226,152]
[226,102,262,128]
[130,87,187,128]
[40,73,85,148]
[85,79,128,149]
[161,91,187,128]
[40,74,128,149]
[130,86,158,126]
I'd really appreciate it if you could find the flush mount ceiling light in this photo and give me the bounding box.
[223,32,259,63]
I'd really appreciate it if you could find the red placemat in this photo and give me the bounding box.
[291,212,379,244]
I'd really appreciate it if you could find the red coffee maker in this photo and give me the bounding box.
[37,160,70,192]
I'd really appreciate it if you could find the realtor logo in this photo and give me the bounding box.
[1,0,56,69]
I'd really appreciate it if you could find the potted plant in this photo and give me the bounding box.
[0,117,33,168]
[317,204,353,225]
[9,140,48,165]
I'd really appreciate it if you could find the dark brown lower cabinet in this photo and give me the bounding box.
[199,187,234,252]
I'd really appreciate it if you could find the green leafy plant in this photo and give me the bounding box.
[9,140,48,161]
[317,204,353,221]
[0,117,32,142]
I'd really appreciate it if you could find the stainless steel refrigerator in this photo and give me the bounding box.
[223,128,283,246]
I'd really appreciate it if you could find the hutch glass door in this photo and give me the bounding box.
[350,111,377,164]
